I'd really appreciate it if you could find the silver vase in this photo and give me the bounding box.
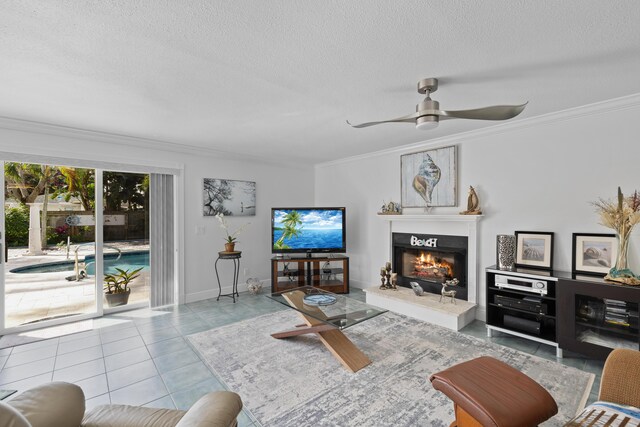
[496,234,516,271]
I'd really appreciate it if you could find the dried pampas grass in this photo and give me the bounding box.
[593,187,640,238]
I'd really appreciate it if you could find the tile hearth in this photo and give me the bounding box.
[364,286,477,330]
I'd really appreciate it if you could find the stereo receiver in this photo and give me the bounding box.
[494,294,548,314]
[495,274,548,295]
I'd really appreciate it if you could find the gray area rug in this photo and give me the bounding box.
[188,311,594,427]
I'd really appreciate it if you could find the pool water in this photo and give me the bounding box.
[10,250,150,275]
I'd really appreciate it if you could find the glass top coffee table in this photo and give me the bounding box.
[266,286,387,372]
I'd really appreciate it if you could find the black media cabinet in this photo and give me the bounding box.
[557,276,640,359]
[487,266,640,359]
[486,266,561,358]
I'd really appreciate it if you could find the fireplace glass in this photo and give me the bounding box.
[392,232,468,300]
[402,249,456,283]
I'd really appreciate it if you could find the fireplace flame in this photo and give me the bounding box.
[412,252,453,279]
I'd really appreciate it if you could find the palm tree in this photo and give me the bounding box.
[54,167,95,211]
[274,210,303,249]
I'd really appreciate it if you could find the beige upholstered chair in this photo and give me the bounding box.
[598,348,640,408]
[565,348,640,426]
[0,382,242,427]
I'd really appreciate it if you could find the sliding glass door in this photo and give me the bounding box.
[102,171,150,309]
[1,161,155,333]
[3,162,99,329]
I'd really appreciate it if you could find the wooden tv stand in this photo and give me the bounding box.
[271,255,349,294]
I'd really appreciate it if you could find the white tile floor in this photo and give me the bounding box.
[0,289,604,426]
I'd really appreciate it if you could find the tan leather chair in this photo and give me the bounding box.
[0,382,242,427]
[430,356,558,427]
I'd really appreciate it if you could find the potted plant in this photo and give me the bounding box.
[104,267,143,307]
[224,235,237,252]
[215,213,249,252]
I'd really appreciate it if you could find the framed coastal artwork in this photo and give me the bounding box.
[572,233,617,276]
[515,231,554,270]
[401,145,457,208]
[203,178,256,216]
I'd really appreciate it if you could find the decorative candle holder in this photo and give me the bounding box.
[390,273,398,290]
[385,262,392,289]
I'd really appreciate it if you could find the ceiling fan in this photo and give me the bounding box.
[346,78,527,130]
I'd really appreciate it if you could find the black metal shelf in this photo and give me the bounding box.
[486,268,560,356]
[487,286,556,301]
[487,318,556,343]
[488,302,556,319]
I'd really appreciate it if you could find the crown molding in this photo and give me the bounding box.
[315,92,640,169]
[0,116,303,169]
[3,90,640,171]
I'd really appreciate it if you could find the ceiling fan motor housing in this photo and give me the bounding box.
[416,98,439,129]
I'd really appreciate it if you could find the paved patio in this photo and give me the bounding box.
[5,242,150,328]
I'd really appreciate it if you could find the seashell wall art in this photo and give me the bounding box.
[401,145,457,208]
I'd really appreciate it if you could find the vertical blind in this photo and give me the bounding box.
[149,174,175,307]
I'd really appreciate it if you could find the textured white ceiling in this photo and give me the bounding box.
[1,1,640,164]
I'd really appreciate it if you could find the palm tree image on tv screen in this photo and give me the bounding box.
[272,209,344,251]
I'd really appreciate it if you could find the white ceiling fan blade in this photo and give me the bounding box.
[439,102,528,121]
[346,112,419,128]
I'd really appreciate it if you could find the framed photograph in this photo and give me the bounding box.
[515,231,554,270]
[401,145,457,208]
[572,233,617,276]
[203,178,256,216]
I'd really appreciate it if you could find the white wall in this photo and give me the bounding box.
[315,95,640,318]
[182,155,313,302]
[0,120,315,303]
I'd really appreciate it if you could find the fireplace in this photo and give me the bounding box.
[393,232,468,300]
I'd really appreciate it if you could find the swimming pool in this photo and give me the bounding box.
[9,250,150,275]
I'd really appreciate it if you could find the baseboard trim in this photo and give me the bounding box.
[185,282,250,304]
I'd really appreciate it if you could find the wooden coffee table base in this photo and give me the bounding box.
[271,292,372,373]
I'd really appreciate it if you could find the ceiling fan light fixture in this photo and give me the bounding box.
[416,115,439,130]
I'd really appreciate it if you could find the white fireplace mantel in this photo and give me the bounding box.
[378,214,483,223]
[379,214,483,305]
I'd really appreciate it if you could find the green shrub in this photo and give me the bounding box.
[5,205,29,247]
[73,225,95,243]
[46,224,70,246]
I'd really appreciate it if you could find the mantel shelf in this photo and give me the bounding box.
[377,214,483,223]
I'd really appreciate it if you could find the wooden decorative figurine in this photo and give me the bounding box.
[460,186,482,215]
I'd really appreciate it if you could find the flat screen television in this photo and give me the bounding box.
[271,207,346,254]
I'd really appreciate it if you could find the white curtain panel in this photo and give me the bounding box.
[149,174,175,307]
